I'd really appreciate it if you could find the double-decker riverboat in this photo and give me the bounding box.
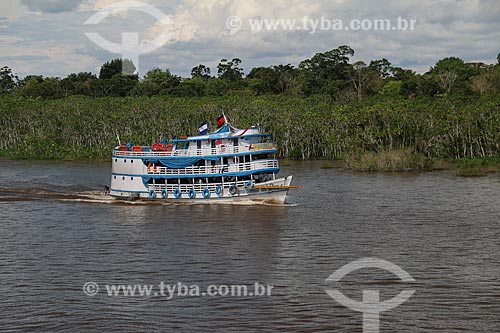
[109,117,295,204]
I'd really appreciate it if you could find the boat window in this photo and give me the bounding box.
[115,159,117,162]
[114,176,116,179]
[233,138,239,146]
[122,177,125,180]
[124,159,127,163]
[131,160,134,163]
[130,177,134,181]
[197,140,202,149]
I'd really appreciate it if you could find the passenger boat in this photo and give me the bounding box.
[109,116,295,204]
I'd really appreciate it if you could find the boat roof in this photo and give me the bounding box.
[171,124,270,142]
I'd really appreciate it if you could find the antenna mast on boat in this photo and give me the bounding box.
[222,111,229,125]
[223,112,237,131]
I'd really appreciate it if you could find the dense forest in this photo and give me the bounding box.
[2,45,500,99]
[0,45,499,166]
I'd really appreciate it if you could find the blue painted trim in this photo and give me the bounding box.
[110,188,288,200]
[166,188,288,200]
[111,168,279,179]
[110,188,148,193]
[112,149,278,160]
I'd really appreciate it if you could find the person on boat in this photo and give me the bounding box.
[102,185,110,195]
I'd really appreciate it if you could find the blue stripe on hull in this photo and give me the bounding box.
[110,188,288,200]
[112,168,279,179]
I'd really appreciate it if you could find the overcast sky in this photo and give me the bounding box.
[1,0,499,78]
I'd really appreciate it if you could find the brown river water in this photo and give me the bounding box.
[0,159,499,332]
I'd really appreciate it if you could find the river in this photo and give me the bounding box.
[0,159,499,332]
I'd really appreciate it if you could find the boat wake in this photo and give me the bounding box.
[0,187,297,207]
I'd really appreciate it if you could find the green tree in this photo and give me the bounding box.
[379,80,403,97]
[171,78,207,97]
[97,59,139,96]
[217,58,243,82]
[247,67,278,94]
[348,61,382,100]
[20,76,64,99]
[129,80,161,97]
[205,77,229,95]
[143,68,181,95]
[391,67,418,98]
[470,66,500,95]
[99,58,137,79]
[429,57,472,95]
[191,64,211,81]
[61,72,97,97]
[0,66,18,94]
[349,61,369,100]
[369,58,393,79]
[274,64,301,95]
[298,45,354,96]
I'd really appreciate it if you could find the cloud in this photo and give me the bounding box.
[0,0,28,23]
[1,0,499,77]
[20,0,83,13]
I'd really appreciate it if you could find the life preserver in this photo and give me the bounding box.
[215,185,223,196]
[244,180,254,190]
[161,189,167,199]
[174,188,182,198]
[149,189,156,199]
[188,188,196,199]
[229,184,237,196]
[202,188,211,198]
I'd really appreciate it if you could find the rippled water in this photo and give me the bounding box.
[1,159,499,332]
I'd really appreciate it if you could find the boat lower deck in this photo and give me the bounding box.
[109,176,293,204]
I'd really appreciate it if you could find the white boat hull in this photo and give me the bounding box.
[110,176,293,205]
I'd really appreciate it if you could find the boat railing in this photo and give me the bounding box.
[147,159,278,175]
[113,143,277,157]
[149,179,260,193]
[227,159,278,172]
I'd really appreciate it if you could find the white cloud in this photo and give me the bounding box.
[20,0,82,13]
[0,0,499,77]
[0,0,27,23]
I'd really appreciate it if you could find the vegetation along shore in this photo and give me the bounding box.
[1,46,499,175]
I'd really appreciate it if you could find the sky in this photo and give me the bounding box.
[0,0,499,78]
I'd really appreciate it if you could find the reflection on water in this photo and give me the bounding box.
[0,159,499,332]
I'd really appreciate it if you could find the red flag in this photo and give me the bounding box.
[217,115,225,127]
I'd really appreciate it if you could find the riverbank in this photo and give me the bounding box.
[332,150,500,176]
[1,94,499,161]
[2,153,498,177]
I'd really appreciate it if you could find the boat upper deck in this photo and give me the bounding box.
[113,142,278,158]
[113,124,278,158]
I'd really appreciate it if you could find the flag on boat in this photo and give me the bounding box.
[198,121,208,135]
[217,114,226,128]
